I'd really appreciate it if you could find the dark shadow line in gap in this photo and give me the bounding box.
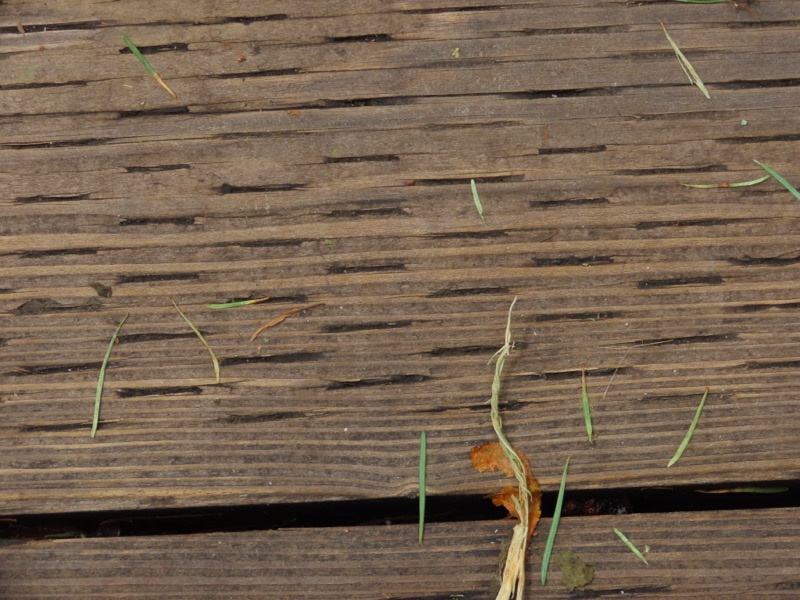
[1,481,797,540]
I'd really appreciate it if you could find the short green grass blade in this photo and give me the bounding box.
[541,455,571,585]
[470,179,485,220]
[613,528,649,565]
[173,301,221,383]
[754,161,800,201]
[581,370,594,444]
[419,430,427,545]
[667,388,709,467]
[122,33,177,99]
[680,174,770,189]
[92,314,129,438]
[206,296,270,310]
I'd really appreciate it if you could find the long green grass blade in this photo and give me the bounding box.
[661,22,710,99]
[173,301,221,383]
[541,455,571,585]
[667,388,709,467]
[613,528,649,565]
[470,179,485,220]
[419,430,427,545]
[206,296,270,310]
[680,174,770,189]
[92,314,129,438]
[581,370,594,444]
[755,161,800,201]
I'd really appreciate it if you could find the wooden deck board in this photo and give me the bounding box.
[1,0,799,567]
[2,508,799,598]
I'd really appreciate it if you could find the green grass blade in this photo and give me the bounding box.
[680,174,770,189]
[541,455,571,585]
[173,301,221,383]
[122,33,157,77]
[419,430,427,545]
[581,370,594,444]
[755,161,800,201]
[92,314,129,438]
[470,179,485,220]
[672,0,726,3]
[667,388,709,467]
[661,22,710,99]
[122,33,177,99]
[206,296,270,310]
[613,528,649,565]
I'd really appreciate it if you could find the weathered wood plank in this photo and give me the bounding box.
[2,0,800,514]
[2,508,799,598]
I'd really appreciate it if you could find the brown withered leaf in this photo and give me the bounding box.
[470,440,542,540]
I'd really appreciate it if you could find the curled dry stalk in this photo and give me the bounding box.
[489,297,531,600]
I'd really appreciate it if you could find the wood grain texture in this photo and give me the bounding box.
[2,1,800,514]
[2,508,799,598]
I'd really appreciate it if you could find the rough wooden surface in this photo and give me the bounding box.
[1,0,799,521]
[2,508,799,598]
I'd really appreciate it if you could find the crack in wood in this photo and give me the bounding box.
[116,273,200,284]
[326,374,430,389]
[116,386,203,398]
[637,276,724,288]
[322,320,413,334]
[530,255,614,267]
[539,145,607,155]
[327,263,406,275]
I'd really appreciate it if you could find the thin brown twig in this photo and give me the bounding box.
[250,302,325,342]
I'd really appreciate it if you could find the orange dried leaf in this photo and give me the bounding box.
[470,440,514,477]
[471,441,542,540]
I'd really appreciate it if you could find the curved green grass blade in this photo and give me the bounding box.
[419,430,427,545]
[613,527,649,565]
[92,314,129,438]
[173,301,220,383]
[581,370,594,444]
[680,174,770,189]
[667,388,709,467]
[755,161,800,201]
[541,455,571,585]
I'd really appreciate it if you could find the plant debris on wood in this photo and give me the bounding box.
[613,527,650,565]
[470,298,541,600]
[541,455,571,586]
[755,161,800,201]
[173,300,220,383]
[122,33,178,99]
[581,370,594,444]
[667,388,709,467]
[555,550,595,592]
[660,22,710,99]
[206,296,271,310]
[92,314,129,438]
[249,302,325,342]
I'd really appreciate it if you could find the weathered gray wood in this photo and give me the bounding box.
[2,0,800,515]
[2,508,799,598]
